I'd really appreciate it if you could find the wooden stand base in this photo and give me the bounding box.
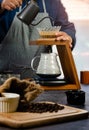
[41,84,79,90]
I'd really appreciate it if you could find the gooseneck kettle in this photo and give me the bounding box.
[17,0,40,25]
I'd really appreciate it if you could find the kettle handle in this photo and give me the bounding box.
[31,56,40,71]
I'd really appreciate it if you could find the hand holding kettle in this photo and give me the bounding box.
[1,0,23,10]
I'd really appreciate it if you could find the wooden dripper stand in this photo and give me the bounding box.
[30,31,80,91]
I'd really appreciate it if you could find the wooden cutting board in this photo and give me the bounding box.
[0,103,88,128]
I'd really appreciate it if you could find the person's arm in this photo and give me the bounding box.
[0,0,22,10]
[0,0,23,43]
[45,0,76,50]
[0,0,4,14]
[55,0,76,50]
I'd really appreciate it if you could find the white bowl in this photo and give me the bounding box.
[0,93,20,113]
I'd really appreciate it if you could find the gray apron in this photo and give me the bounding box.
[0,0,52,79]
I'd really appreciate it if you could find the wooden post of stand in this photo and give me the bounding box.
[30,39,80,90]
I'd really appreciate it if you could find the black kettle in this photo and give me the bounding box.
[17,0,40,25]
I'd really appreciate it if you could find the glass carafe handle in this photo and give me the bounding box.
[31,56,40,71]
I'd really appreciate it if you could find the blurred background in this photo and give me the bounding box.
[54,0,89,81]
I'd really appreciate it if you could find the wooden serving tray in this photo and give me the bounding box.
[0,103,88,128]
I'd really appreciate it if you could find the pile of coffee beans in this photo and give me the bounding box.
[28,102,64,113]
[18,102,64,113]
